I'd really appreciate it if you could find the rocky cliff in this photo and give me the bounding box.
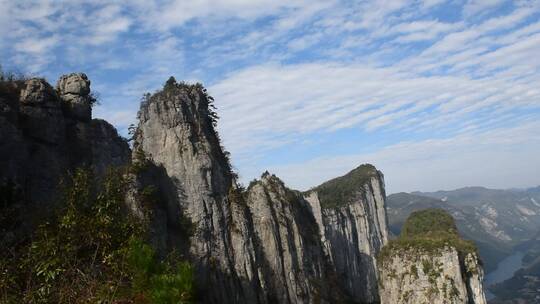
[131,77,390,303]
[304,165,389,302]
[379,248,485,304]
[0,74,130,245]
[378,209,486,304]
[387,187,540,273]
[244,173,333,303]
[1,73,484,304]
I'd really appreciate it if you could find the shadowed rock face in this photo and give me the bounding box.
[0,74,130,246]
[132,80,390,303]
[133,82,263,303]
[245,173,332,303]
[305,171,389,303]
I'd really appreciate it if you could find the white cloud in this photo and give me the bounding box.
[392,20,462,43]
[132,0,327,31]
[268,120,540,193]
[4,0,540,193]
[463,0,506,18]
[14,35,59,55]
[211,61,540,157]
[88,7,132,45]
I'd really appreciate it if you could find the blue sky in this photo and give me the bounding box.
[1,0,539,193]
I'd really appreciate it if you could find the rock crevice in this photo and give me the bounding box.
[132,80,392,303]
[1,74,488,304]
[0,73,130,246]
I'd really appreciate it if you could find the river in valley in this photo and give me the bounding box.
[483,251,524,300]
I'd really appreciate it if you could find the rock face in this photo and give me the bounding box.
[0,75,130,245]
[305,166,389,302]
[57,73,93,121]
[245,173,333,303]
[132,79,390,303]
[2,74,486,304]
[378,209,487,304]
[378,249,486,304]
[133,80,262,303]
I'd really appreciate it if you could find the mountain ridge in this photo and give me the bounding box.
[0,73,487,304]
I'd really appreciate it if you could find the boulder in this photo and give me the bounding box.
[56,73,92,121]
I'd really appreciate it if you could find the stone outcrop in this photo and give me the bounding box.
[1,74,487,304]
[305,167,389,302]
[244,173,334,303]
[0,74,130,245]
[378,248,486,304]
[57,73,93,121]
[377,209,487,304]
[132,78,390,303]
[132,80,262,303]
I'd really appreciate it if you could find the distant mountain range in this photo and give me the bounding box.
[387,186,540,273]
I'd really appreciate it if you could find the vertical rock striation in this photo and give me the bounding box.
[132,79,263,303]
[244,173,334,303]
[304,165,389,302]
[0,74,130,245]
[378,248,486,304]
[378,209,487,304]
[132,79,391,303]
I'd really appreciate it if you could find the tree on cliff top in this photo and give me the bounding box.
[378,208,478,264]
[401,208,459,239]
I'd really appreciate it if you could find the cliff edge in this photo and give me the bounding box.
[377,209,486,304]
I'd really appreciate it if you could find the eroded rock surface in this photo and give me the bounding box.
[305,169,389,302]
[378,209,487,304]
[379,248,486,304]
[57,73,92,121]
[0,75,130,245]
[132,79,390,303]
[133,80,263,303]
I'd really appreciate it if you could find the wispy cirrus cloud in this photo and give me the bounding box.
[268,120,540,192]
[212,59,539,157]
[1,0,539,192]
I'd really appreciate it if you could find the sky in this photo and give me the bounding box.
[1,0,539,193]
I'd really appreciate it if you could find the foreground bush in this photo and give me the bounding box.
[0,168,194,303]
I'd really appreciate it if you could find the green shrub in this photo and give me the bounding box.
[0,167,195,303]
[311,164,378,209]
[126,238,195,304]
[0,65,28,101]
[149,262,194,304]
[378,209,478,265]
[401,208,458,238]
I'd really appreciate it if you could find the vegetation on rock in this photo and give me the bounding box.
[378,209,478,264]
[0,168,195,304]
[311,164,379,209]
[141,77,237,180]
[0,65,28,100]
